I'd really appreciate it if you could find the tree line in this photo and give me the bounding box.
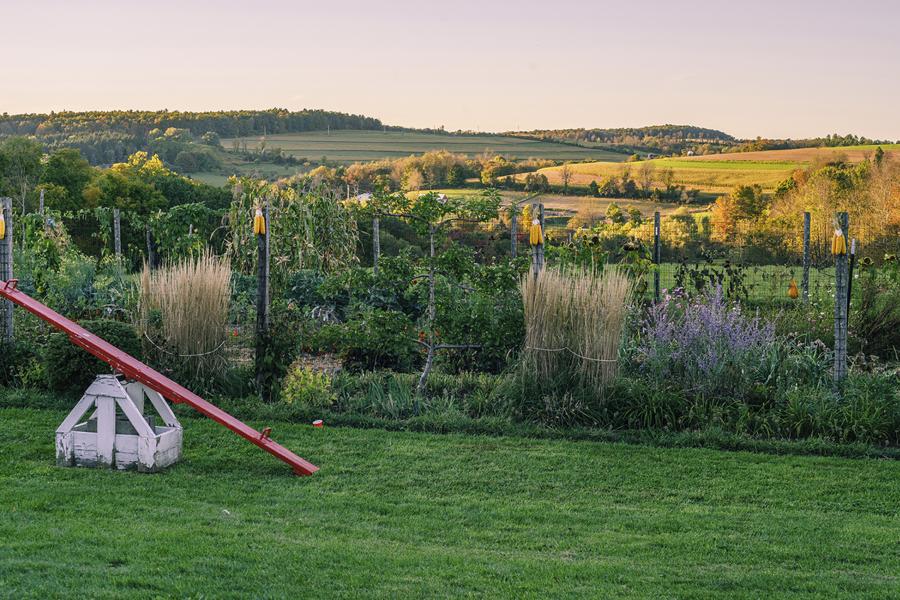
[0,109,386,165]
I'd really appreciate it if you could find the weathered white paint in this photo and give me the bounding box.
[55,375,183,472]
[124,382,146,414]
[96,396,116,467]
[145,387,179,428]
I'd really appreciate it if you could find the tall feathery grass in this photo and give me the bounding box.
[522,266,633,390]
[139,252,231,382]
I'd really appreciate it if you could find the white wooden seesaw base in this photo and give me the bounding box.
[55,375,183,472]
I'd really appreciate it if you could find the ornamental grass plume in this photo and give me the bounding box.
[522,266,632,389]
[139,251,231,381]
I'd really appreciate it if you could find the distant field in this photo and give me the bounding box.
[190,163,304,187]
[220,130,631,163]
[528,157,803,194]
[189,146,308,187]
[688,144,900,164]
[422,189,709,219]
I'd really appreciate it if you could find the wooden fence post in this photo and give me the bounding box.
[372,216,380,275]
[145,225,158,269]
[255,203,271,402]
[113,208,122,259]
[538,203,545,271]
[0,197,13,344]
[653,211,661,302]
[531,203,545,274]
[802,211,811,302]
[833,212,849,382]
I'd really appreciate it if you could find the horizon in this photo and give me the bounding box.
[2,0,899,140]
[3,106,897,143]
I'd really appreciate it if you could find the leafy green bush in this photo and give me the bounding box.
[316,309,419,372]
[281,363,335,409]
[0,340,45,389]
[45,319,141,392]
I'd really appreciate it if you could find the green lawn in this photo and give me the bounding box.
[221,130,630,163]
[1,407,898,598]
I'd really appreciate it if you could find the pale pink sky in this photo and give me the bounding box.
[1,0,898,139]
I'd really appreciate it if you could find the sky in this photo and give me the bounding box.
[1,0,898,140]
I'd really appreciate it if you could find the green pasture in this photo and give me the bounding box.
[220,130,630,163]
[2,407,899,598]
[531,157,804,194]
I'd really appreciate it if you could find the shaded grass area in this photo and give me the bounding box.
[1,407,899,598]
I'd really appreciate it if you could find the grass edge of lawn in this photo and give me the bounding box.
[3,386,898,462]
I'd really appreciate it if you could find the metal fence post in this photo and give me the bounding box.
[372,216,380,275]
[510,203,518,259]
[653,211,661,302]
[113,208,122,259]
[833,212,849,383]
[802,212,811,302]
[0,197,13,344]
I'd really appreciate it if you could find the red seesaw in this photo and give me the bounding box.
[0,279,318,476]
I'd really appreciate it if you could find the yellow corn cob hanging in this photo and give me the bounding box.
[529,218,543,246]
[253,208,266,236]
[831,228,846,255]
[0,213,5,240]
[787,279,799,299]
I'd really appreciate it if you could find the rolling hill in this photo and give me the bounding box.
[220,130,631,164]
[528,144,898,195]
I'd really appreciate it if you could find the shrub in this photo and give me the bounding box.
[281,363,335,409]
[0,340,44,389]
[636,287,775,399]
[45,319,141,392]
[316,308,419,373]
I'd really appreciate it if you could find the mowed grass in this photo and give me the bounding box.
[221,130,630,163]
[530,157,803,194]
[2,407,899,598]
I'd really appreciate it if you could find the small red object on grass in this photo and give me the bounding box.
[312,419,324,428]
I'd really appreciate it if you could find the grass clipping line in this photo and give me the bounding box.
[139,252,231,381]
[522,266,632,389]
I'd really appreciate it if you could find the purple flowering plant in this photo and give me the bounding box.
[636,286,776,398]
